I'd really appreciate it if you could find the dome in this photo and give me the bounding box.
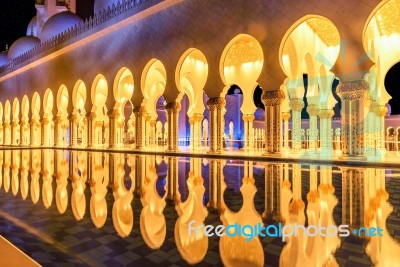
[8,36,40,60]
[94,0,121,14]
[41,11,83,42]
[0,51,8,67]
[26,16,38,37]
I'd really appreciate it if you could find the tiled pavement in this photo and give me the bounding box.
[1,159,400,266]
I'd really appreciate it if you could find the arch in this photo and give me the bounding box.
[141,59,167,121]
[4,100,11,123]
[21,95,29,120]
[91,74,108,110]
[31,92,41,118]
[43,89,54,117]
[72,80,87,111]
[175,48,208,118]
[113,67,134,105]
[57,84,69,114]
[280,15,340,76]
[220,34,264,115]
[12,98,20,122]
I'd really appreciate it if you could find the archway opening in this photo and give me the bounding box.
[91,75,109,147]
[21,95,30,146]
[56,85,69,147]
[43,89,54,146]
[72,80,87,147]
[114,68,134,148]
[31,93,41,146]
[176,48,209,150]
[220,34,264,150]
[11,98,20,145]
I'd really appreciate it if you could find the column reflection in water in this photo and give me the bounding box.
[112,153,134,238]
[175,157,208,265]
[90,152,109,228]
[71,151,87,221]
[364,168,400,266]
[3,150,400,265]
[42,150,54,209]
[20,150,29,200]
[11,150,20,196]
[140,155,167,249]
[279,164,339,267]
[30,150,41,204]
[55,150,69,214]
[220,161,264,267]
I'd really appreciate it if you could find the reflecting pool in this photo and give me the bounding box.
[0,149,399,266]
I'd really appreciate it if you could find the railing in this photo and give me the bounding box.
[0,0,152,74]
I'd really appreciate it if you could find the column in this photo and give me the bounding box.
[107,109,116,148]
[41,118,48,146]
[376,105,388,155]
[262,90,285,154]
[262,163,281,220]
[149,119,156,147]
[11,121,17,145]
[336,80,368,158]
[207,97,225,153]
[282,112,290,150]
[306,104,319,150]
[243,114,255,149]
[289,98,304,151]
[69,114,77,147]
[54,117,59,147]
[165,102,180,152]
[318,109,334,154]
[133,106,146,150]
[87,112,95,148]
[20,120,26,146]
[29,119,35,146]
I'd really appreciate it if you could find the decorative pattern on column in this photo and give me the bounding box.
[318,109,334,153]
[41,118,48,146]
[54,117,59,147]
[337,80,369,158]
[306,104,319,150]
[207,97,225,153]
[262,90,285,154]
[289,98,304,151]
[133,106,146,150]
[165,102,180,152]
[11,121,17,145]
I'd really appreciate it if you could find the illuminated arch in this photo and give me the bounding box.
[220,34,264,115]
[72,80,87,112]
[91,74,108,110]
[113,67,134,106]
[31,92,41,119]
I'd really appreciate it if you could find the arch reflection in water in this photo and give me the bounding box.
[0,150,399,266]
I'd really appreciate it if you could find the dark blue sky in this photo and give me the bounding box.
[0,0,94,51]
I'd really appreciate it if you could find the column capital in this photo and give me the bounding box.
[318,109,334,119]
[289,98,304,112]
[336,80,369,101]
[261,90,285,106]
[207,97,225,109]
[165,102,181,112]
[133,106,146,114]
[377,105,388,117]
[306,104,319,116]
[282,112,291,121]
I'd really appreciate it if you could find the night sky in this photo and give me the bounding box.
[0,0,94,51]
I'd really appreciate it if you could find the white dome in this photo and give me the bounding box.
[8,36,40,60]
[0,51,8,66]
[41,11,83,42]
[94,0,121,14]
[26,16,38,37]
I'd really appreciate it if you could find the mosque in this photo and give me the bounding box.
[0,0,399,159]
